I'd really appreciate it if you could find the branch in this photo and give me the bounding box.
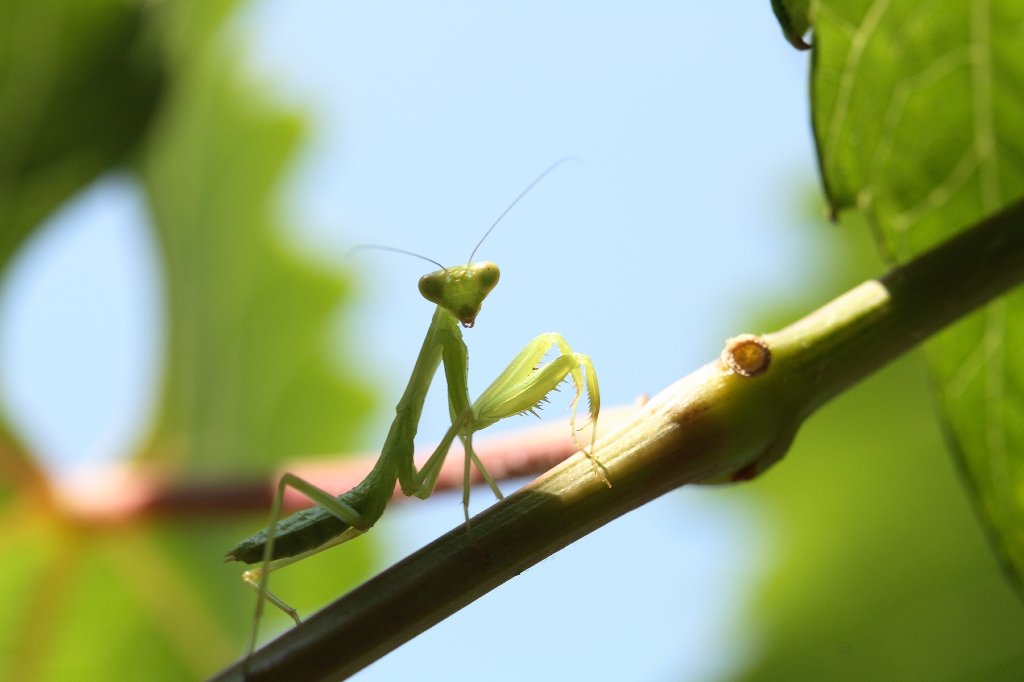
[212,199,1024,682]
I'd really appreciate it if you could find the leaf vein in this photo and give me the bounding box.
[970,0,1001,211]
[822,0,892,182]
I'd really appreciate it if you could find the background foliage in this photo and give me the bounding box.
[0,1,374,678]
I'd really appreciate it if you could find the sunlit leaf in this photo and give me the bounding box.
[771,0,812,50]
[808,0,1024,582]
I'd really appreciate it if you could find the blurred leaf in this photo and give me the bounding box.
[809,2,1024,584]
[0,0,378,678]
[0,0,162,485]
[139,24,374,475]
[0,0,162,271]
[733,206,1024,679]
[134,0,378,672]
[738,354,1024,679]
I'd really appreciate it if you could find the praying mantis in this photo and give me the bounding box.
[225,158,607,656]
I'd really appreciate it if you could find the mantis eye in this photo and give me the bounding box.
[474,262,500,292]
[418,272,445,304]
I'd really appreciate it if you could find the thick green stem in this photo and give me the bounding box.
[212,199,1024,682]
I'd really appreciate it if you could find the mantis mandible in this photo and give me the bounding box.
[225,158,607,656]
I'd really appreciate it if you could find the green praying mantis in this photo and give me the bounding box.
[225,158,607,657]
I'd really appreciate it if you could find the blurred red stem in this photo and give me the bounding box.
[54,405,640,522]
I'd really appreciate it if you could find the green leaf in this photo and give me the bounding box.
[809,2,1024,583]
[771,0,812,50]
[811,1,1024,250]
[926,299,1024,586]
[0,0,163,272]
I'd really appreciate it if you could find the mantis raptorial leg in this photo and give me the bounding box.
[225,158,607,658]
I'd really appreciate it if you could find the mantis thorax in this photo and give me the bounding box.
[418,261,500,328]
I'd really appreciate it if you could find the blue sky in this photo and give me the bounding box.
[0,2,822,679]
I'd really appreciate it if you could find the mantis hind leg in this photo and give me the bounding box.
[244,473,369,659]
[460,431,504,522]
[402,417,504,526]
[407,427,505,528]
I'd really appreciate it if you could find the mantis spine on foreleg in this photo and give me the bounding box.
[225,157,607,657]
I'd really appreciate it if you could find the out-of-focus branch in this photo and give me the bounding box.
[51,405,641,522]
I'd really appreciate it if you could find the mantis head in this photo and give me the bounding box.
[418,261,500,328]
[355,158,576,328]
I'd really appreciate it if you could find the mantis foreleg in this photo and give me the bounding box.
[403,330,606,523]
[475,333,601,456]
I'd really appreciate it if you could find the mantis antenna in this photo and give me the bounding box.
[466,156,582,264]
[347,244,449,273]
